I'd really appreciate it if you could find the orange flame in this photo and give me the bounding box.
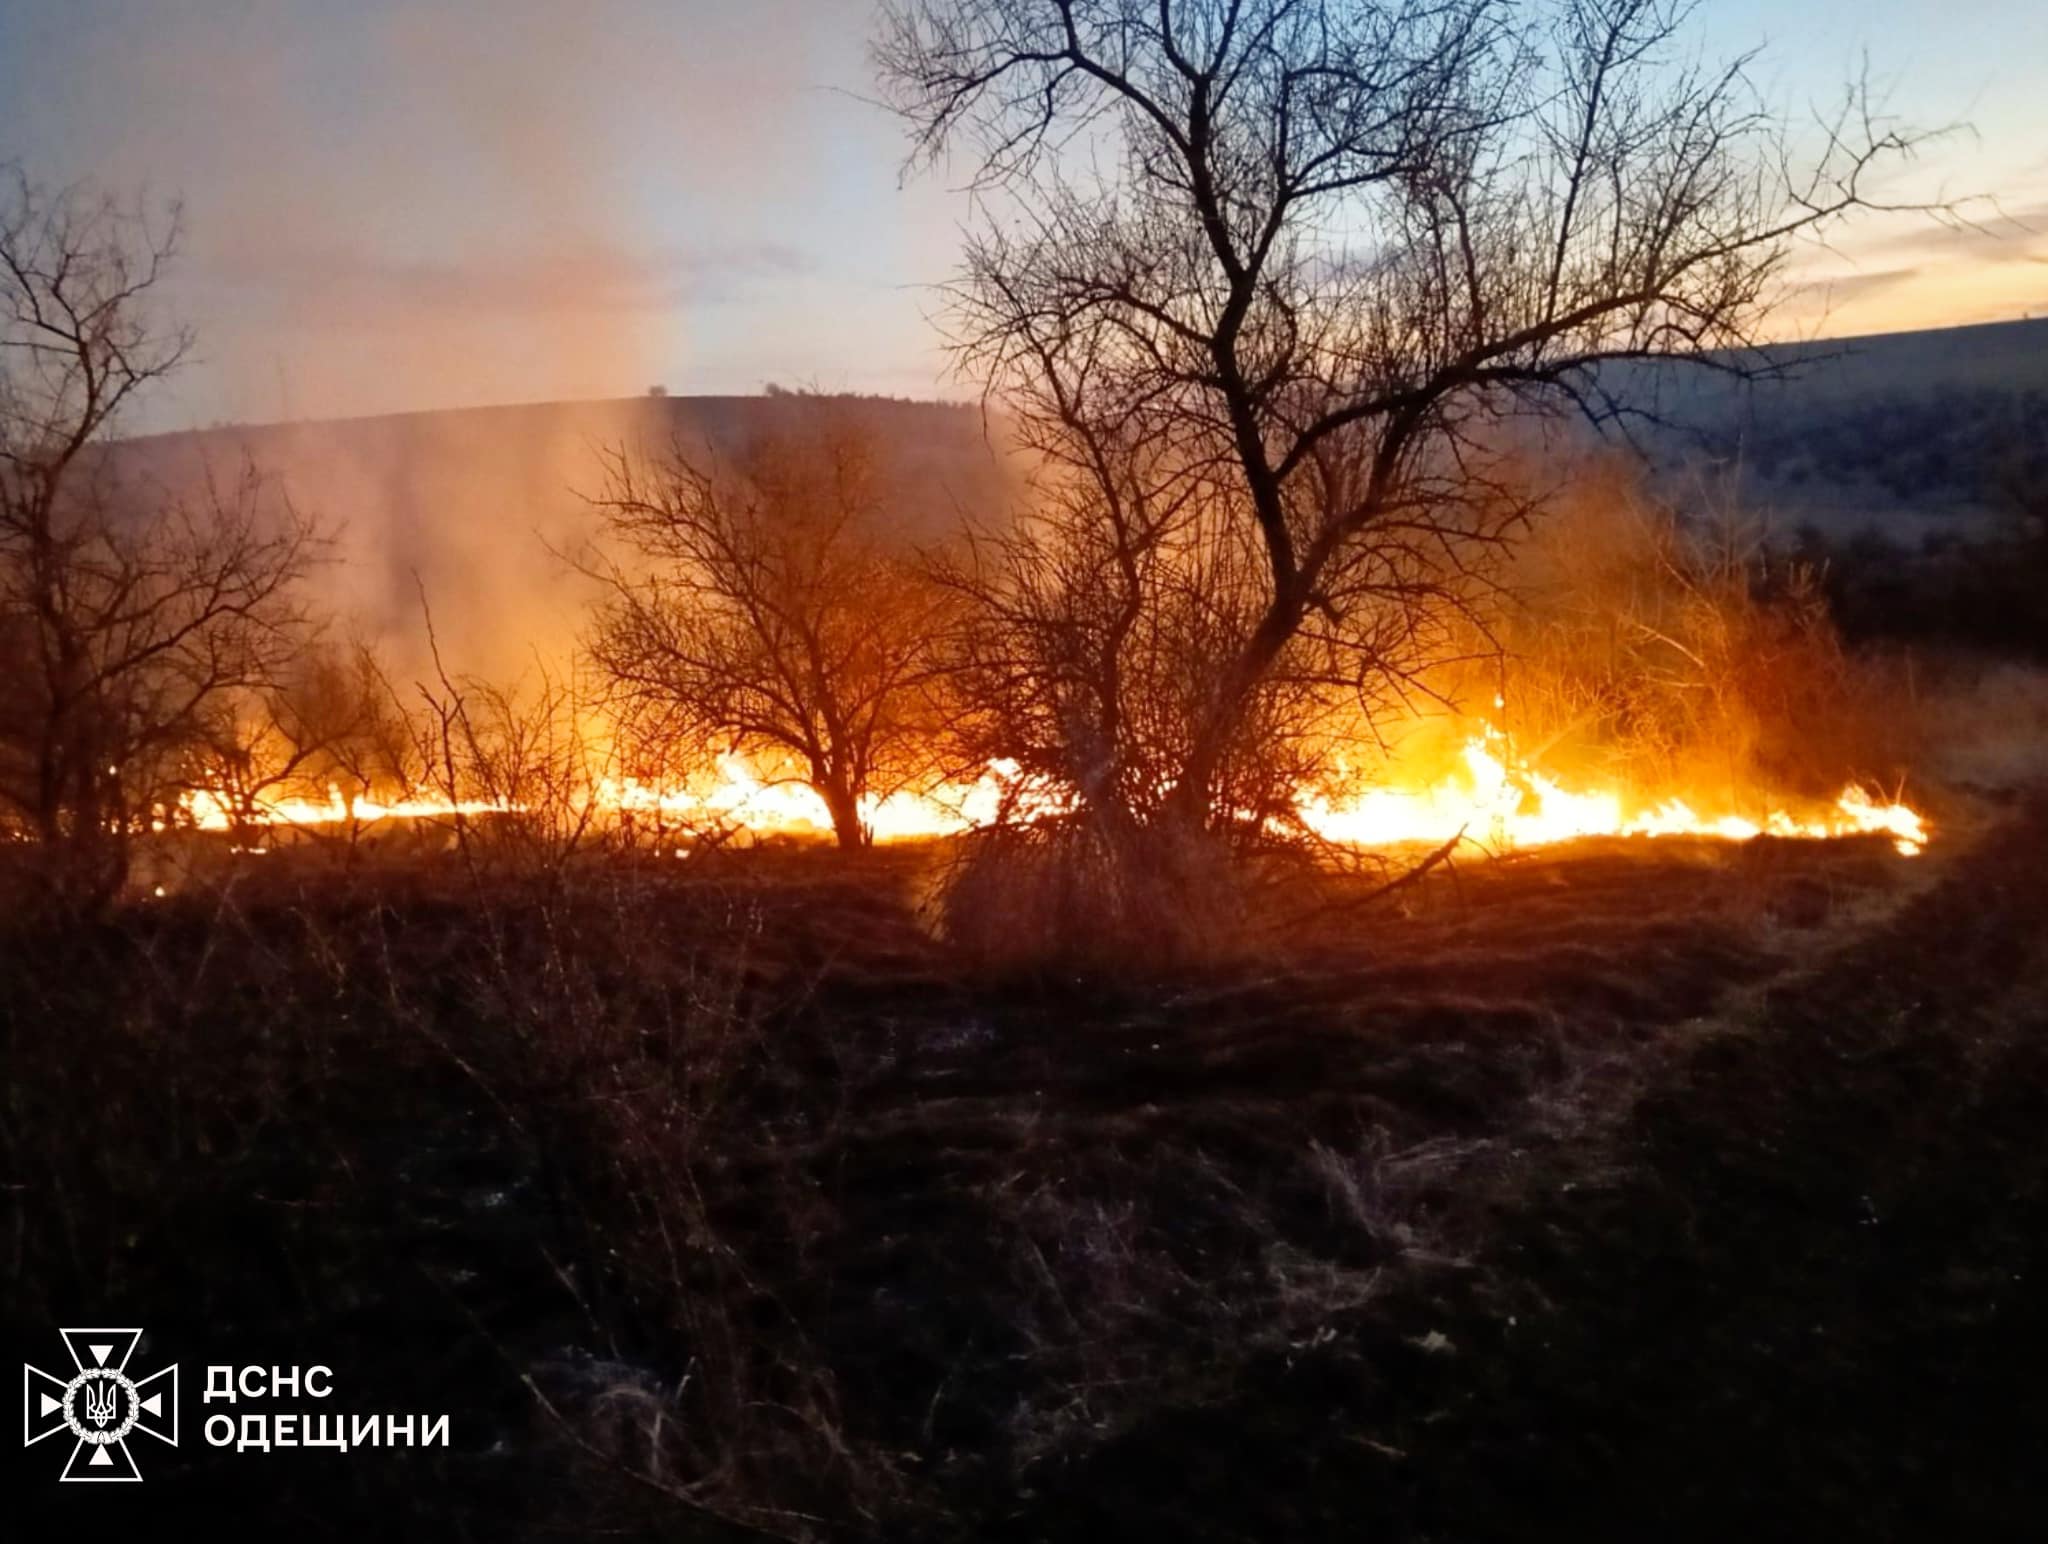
[1293,729,1925,855]
[592,755,1051,842]
[172,729,1925,856]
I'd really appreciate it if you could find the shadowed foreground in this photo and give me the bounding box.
[1011,803,2048,1541]
[2,803,2043,1538]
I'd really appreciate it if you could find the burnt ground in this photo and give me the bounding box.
[3,797,2046,1540]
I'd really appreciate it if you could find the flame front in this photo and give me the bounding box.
[1292,729,1926,856]
[594,755,1048,842]
[179,788,516,829]
[171,726,1927,857]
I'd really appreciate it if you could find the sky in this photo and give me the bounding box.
[2,0,2045,433]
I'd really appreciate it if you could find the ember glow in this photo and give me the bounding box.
[171,726,1926,856]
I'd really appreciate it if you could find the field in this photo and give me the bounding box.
[6,786,2045,1539]
[9,1,2048,1535]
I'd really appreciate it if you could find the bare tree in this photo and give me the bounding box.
[187,639,409,842]
[877,0,1939,835]
[0,166,318,902]
[585,420,950,850]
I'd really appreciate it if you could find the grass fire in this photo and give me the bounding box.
[3,2,2046,1540]
[171,723,1928,856]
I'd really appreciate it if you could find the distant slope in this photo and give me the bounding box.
[1614,317,2048,541]
[1652,316,2048,413]
[101,317,2048,678]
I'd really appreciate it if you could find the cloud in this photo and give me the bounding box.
[1785,264,1925,309]
[1839,200,2048,268]
[200,240,817,323]
[1776,183,2048,335]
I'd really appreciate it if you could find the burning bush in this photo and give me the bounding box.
[1462,458,1921,808]
[926,444,1928,968]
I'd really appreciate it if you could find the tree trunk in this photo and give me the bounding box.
[818,777,868,851]
[1167,584,1307,834]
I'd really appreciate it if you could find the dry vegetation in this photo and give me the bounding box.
[1444,455,1924,804]
[5,4,2045,1538]
[10,808,2011,1540]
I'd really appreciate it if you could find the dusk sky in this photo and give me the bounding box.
[4,0,2045,432]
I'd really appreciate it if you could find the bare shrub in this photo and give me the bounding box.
[924,394,1505,967]
[585,417,952,850]
[931,811,1250,974]
[929,415,1479,837]
[401,644,610,874]
[185,639,410,843]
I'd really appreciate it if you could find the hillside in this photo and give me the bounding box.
[1617,317,2048,541]
[99,316,2048,677]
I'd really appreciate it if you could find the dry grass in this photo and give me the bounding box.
[0,821,1955,1539]
[1912,658,2048,791]
[927,813,1255,975]
[1441,459,1926,806]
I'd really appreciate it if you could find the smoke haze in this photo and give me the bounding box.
[115,396,1019,686]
